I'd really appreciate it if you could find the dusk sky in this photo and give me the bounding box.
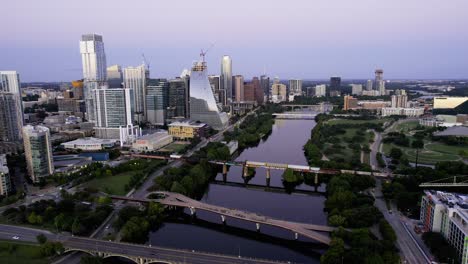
[2,0,468,82]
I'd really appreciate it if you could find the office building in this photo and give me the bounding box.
[0,71,23,141]
[107,65,123,88]
[220,55,232,104]
[189,56,228,130]
[168,78,188,119]
[271,83,287,103]
[381,107,424,117]
[94,87,134,139]
[260,75,270,99]
[168,121,208,140]
[315,85,327,97]
[391,89,408,108]
[80,34,107,122]
[71,80,84,99]
[343,95,358,110]
[366,80,373,91]
[252,77,264,104]
[124,64,148,123]
[433,97,468,109]
[0,154,11,196]
[23,125,54,183]
[208,75,222,104]
[243,83,255,102]
[289,79,302,95]
[233,75,244,102]
[146,79,169,126]
[351,84,363,96]
[420,190,468,263]
[330,76,341,94]
[374,69,385,95]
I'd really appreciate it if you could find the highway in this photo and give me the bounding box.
[0,224,290,264]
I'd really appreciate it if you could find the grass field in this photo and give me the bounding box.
[160,142,189,153]
[85,171,136,195]
[0,241,48,264]
[382,143,461,164]
[324,125,375,163]
[389,120,420,133]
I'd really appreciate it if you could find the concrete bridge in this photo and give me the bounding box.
[273,113,317,120]
[281,103,334,113]
[111,192,335,245]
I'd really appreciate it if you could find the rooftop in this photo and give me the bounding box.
[168,120,207,128]
[62,137,117,145]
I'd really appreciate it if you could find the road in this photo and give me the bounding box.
[369,130,382,171]
[0,224,290,264]
[374,180,431,264]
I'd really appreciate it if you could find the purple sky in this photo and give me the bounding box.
[2,0,468,82]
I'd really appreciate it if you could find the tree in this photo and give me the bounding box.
[54,213,65,232]
[389,148,403,160]
[329,214,346,227]
[321,238,345,264]
[36,234,47,244]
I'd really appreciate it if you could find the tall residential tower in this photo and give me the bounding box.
[0,71,23,142]
[220,55,232,104]
[23,125,54,183]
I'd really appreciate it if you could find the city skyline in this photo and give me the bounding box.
[1,0,468,82]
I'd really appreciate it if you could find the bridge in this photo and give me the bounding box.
[111,192,336,245]
[281,103,334,113]
[419,175,468,188]
[273,113,316,120]
[210,160,390,180]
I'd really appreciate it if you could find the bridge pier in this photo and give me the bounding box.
[256,223,260,232]
[221,215,226,224]
[314,173,319,192]
[266,177,270,187]
[243,165,248,177]
[189,207,196,216]
[294,232,298,240]
[266,168,270,179]
[222,163,228,175]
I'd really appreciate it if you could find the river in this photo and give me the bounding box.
[148,118,327,263]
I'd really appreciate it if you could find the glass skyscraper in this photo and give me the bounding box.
[124,64,148,123]
[168,78,188,119]
[146,79,169,126]
[220,55,232,104]
[0,71,23,142]
[22,125,54,183]
[190,58,228,130]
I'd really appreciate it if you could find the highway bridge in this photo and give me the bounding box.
[111,192,335,245]
[0,224,291,264]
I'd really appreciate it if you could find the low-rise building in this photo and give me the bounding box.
[168,121,208,140]
[231,101,256,116]
[131,131,173,152]
[420,191,468,263]
[61,137,117,151]
[381,107,424,117]
[0,154,12,196]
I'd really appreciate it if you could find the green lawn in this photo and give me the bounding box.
[425,143,467,156]
[0,241,48,264]
[389,120,420,133]
[160,142,188,153]
[85,171,136,195]
[382,143,461,164]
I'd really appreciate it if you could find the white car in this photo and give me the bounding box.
[12,236,19,240]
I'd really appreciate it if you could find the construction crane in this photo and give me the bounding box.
[141,53,150,72]
[200,43,214,62]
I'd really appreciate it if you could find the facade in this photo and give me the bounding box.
[220,55,232,104]
[167,78,188,119]
[80,34,107,122]
[329,76,341,94]
[208,75,221,105]
[315,85,327,97]
[289,79,302,95]
[233,75,244,102]
[124,64,148,123]
[391,89,408,108]
[433,97,468,109]
[252,77,264,104]
[168,121,208,140]
[231,101,257,116]
[189,57,228,130]
[343,95,358,110]
[271,83,287,103]
[23,125,54,183]
[351,84,363,95]
[381,107,424,117]
[420,191,468,264]
[61,137,117,151]
[107,65,123,88]
[243,83,255,102]
[366,79,373,91]
[131,131,173,152]
[146,79,169,125]
[260,75,270,99]
[0,154,12,196]
[0,71,23,141]
[374,69,385,95]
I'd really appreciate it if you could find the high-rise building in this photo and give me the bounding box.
[124,64,148,123]
[351,84,363,96]
[233,75,244,102]
[271,83,287,103]
[168,78,189,119]
[273,77,280,85]
[315,85,327,97]
[366,79,373,91]
[0,71,23,142]
[146,79,169,125]
[220,55,232,104]
[107,65,123,88]
[330,76,341,94]
[0,154,12,196]
[208,75,222,105]
[374,69,385,95]
[260,75,270,99]
[243,83,255,102]
[22,125,54,183]
[80,34,107,122]
[71,80,84,99]
[391,89,408,108]
[343,95,358,110]
[189,56,228,130]
[252,77,264,105]
[289,79,302,95]
[94,87,134,139]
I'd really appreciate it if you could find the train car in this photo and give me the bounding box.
[246,161,266,167]
[288,164,311,171]
[309,167,321,172]
[265,162,288,169]
[169,154,183,159]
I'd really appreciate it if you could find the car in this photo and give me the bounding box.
[12,236,19,240]
[105,225,110,229]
